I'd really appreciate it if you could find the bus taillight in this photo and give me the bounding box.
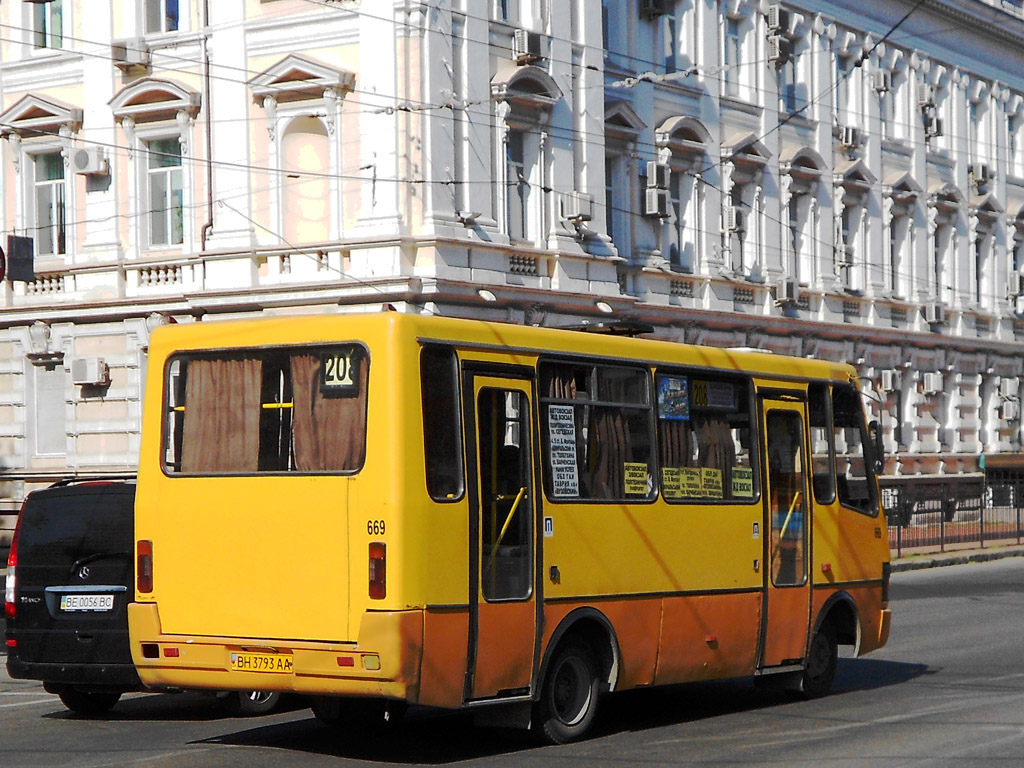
[137,540,154,594]
[368,542,386,599]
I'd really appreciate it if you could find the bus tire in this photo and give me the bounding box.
[535,642,601,744]
[799,622,838,699]
[228,690,281,716]
[57,689,121,716]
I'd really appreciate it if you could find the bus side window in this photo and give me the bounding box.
[421,346,464,501]
[655,373,756,502]
[832,383,878,517]
[809,383,836,504]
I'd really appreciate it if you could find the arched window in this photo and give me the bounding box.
[491,64,560,245]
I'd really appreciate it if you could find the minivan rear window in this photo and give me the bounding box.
[163,345,369,474]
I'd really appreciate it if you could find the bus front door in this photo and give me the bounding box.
[464,374,538,702]
[759,398,812,669]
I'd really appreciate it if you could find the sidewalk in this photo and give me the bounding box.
[890,543,1024,572]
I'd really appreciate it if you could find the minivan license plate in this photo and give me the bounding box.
[230,652,294,674]
[60,594,114,612]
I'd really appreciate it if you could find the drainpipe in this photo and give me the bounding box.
[200,0,214,250]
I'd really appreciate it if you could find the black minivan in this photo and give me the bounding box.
[4,479,279,716]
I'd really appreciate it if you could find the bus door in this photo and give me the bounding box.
[463,371,538,701]
[758,396,812,669]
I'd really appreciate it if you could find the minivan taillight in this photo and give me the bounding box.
[4,501,25,620]
[137,540,153,594]
[369,542,386,600]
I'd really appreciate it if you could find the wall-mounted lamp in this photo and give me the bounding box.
[595,300,614,314]
[458,210,481,226]
[477,288,497,302]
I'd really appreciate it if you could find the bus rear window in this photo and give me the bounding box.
[163,345,368,474]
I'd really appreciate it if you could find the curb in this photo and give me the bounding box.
[891,545,1024,572]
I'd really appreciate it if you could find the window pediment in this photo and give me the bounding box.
[928,181,966,214]
[605,100,646,141]
[656,116,710,159]
[110,78,201,124]
[249,54,356,104]
[835,158,877,190]
[0,94,82,138]
[492,62,560,112]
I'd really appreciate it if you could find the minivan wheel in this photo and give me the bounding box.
[57,690,121,716]
[534,642,601,744]
[228,690,281,716]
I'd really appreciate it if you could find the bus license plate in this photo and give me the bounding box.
[230,652,294,674]
[60,594,114,612]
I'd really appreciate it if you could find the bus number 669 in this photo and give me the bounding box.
[367,520,386,535]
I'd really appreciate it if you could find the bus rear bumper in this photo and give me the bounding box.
[128,603,423,701]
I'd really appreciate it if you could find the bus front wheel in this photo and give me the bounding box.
[535,642,601,744]
[799,622,838,698]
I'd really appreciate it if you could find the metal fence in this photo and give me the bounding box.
[883,472,1024,558]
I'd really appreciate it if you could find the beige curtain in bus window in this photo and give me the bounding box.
[181,358,262,472]
[695,414,737,496]
[659,418,694,468]
[282,117,329,244]
[291,354,367,471]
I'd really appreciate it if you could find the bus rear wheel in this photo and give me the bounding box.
[799,622,838,698]
[535,642,600,744]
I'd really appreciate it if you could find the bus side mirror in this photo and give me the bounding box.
[868,420,884,473]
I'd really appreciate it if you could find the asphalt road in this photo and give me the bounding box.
[2,557,1022,768]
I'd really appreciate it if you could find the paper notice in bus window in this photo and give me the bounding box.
[680,467,703,497]
[657,376,690,421]
[661,467,682,499]
[624,462,648,496]
[702,468,724,498]
[732,466,754,497]
[548,405,580,497]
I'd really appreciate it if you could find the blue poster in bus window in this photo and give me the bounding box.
[657,376,690,421]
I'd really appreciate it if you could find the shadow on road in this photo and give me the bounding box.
[192,659,931,763]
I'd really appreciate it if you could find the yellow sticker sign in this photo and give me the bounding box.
[661,467,682,499]
[624,462,648,496]
[702,468,724,499]
[680,467,703,497]
[732,466,754,497]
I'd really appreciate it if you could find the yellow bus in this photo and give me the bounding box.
[129,312,891,742]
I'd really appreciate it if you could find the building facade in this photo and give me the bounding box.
[3,0,1024,549]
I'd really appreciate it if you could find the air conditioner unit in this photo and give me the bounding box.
[767,5,790,33]
[1000,401,1020,421]
[767,35,791,66]
[777,278,801,302]
[512,29,542,64]
[873,71,892,93]
[923,302,946,324]
[646,161,670,189]
[925,115,943,138]
[725,206,745,232]
[71,147,109,176]
[70,357,110,387]
[922,372,943,394]
[917,83,936,108]
[969,163,993,185]
[1008,271,1024,298]
[645,188,670,218]
[111,38,150,71]
[638,0,669,19]
[1000,377,1020,398]
[839,125,860,149]
[561,191,594,222]
[880,370,898,391]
